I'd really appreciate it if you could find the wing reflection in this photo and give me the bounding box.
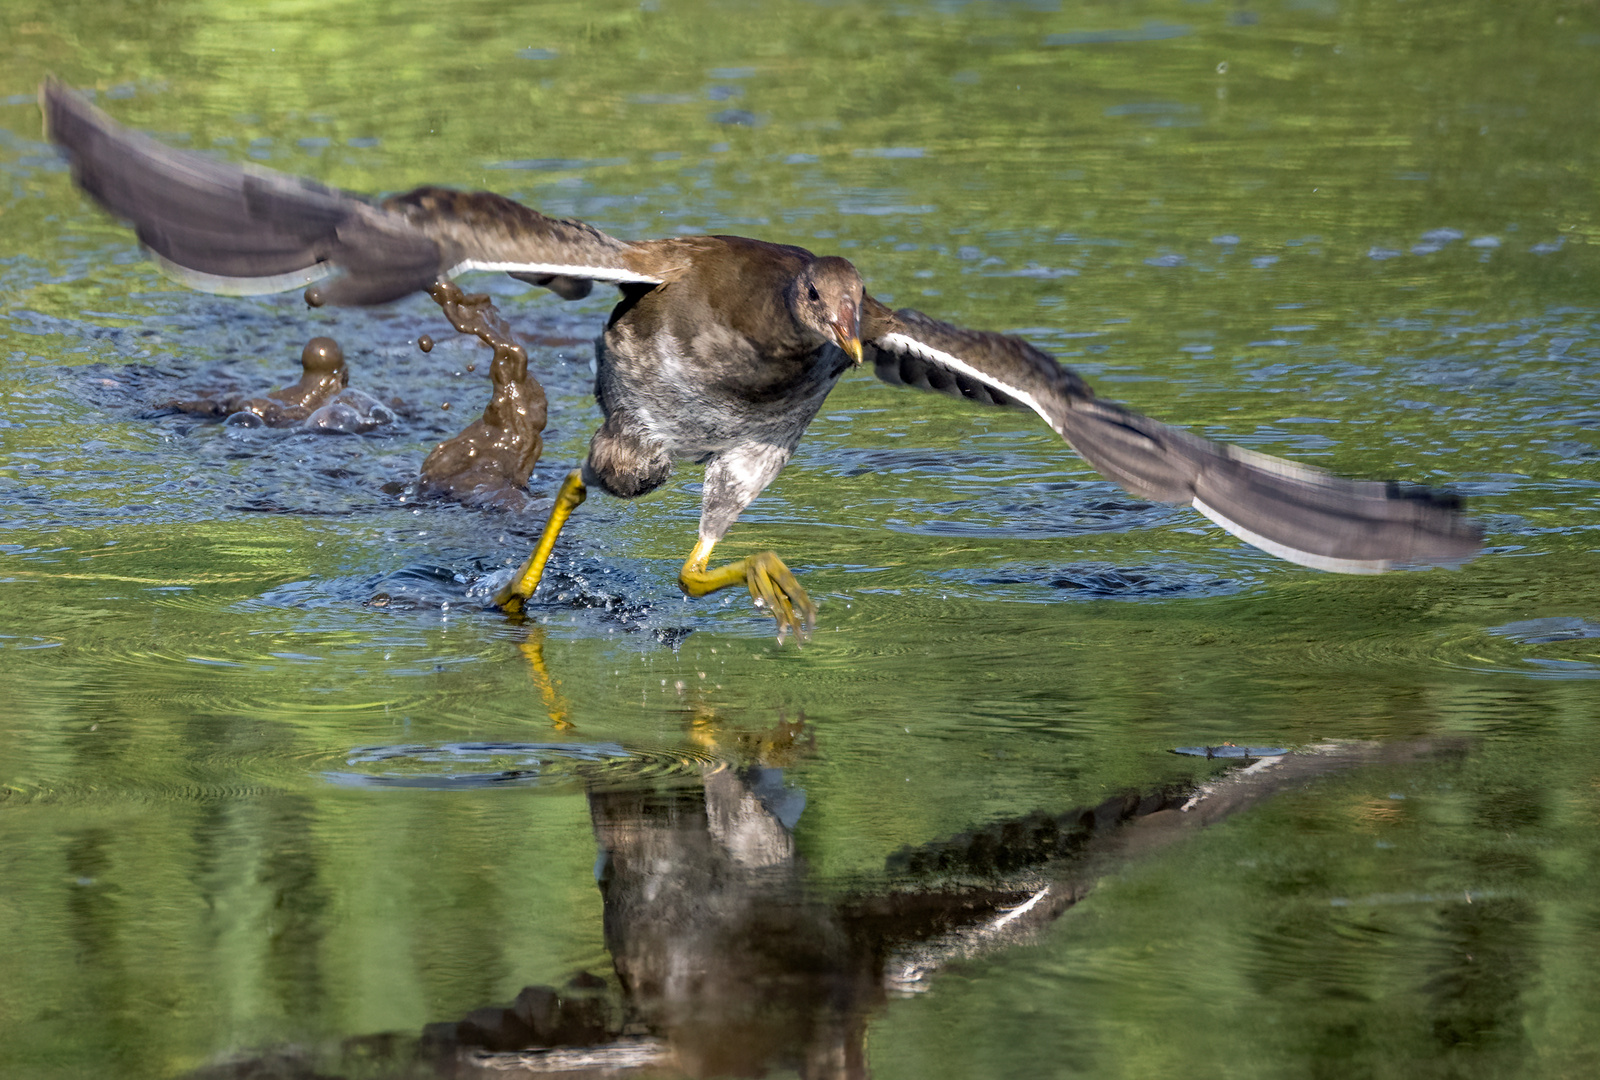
[192,724,1461,1080]
[416,730,1458,1079]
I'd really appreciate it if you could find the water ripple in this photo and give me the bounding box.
[324,739,723,789]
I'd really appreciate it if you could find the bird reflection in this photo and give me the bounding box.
[406,716,1461,1080]
[188,676,1461,1080]
[407,689,1105,1078]
[586,758,873,1079]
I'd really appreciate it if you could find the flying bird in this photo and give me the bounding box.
[41,80,1482,642]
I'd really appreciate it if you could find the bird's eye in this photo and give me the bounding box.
[807,284,820,302]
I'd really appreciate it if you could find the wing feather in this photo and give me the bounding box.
[866,302,1482,573]
[41,80,661,305]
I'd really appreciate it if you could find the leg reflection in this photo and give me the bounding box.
[516,626,574,732]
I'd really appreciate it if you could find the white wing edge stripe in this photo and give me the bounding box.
[876,331,1413,575]
[1223,441,1338,486]
[878,336,1346,491]
[1192,496,1389,575]
[988,885,1050,931]
[151,252,334,296]
[875,331,1055,427]
[449,259,663,285]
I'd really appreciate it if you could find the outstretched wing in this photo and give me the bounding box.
[40,79,662,306]
[863,300,1482,573]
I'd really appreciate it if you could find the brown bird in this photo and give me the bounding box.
[41,80,1482,642]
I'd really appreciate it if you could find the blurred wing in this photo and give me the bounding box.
[41,80,661,305]
[864,301,1483,573]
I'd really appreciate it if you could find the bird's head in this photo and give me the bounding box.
[790,256,865,365]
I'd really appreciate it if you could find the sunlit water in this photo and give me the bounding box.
[3,1,1599,1077]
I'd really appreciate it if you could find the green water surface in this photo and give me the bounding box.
[3,1,1599,1077]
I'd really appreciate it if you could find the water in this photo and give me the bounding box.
[3,1,1599,1076]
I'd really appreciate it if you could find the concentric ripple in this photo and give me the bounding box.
[1463,616,1600,679]
[323,739,724,790]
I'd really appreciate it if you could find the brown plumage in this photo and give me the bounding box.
[41,80,1482,642]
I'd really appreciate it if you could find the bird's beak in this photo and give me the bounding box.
[831,304,863,365]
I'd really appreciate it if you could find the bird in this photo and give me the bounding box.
[41,79,1482,642]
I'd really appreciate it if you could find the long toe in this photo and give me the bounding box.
[773,561,817,636]
[745,552,814,644]
[746,560,793,643]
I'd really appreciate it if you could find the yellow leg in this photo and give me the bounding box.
[678,535,817,644]
[495,469,586,615]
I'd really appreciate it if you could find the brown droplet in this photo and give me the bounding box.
[441,402,451,410]
[225,335,349,425]
[304,285,326,308]
[418,334,434,353]
[466,364,476,373]
[301,337,344,372]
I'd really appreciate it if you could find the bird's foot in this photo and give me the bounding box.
[679,549,816,644]
[495,578,532,618]
[744,551,816,644]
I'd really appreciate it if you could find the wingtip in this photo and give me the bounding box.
[39,75,90,122]
[38,77,111,160]
[38,76,66,144]
[1192,495,1484,575]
